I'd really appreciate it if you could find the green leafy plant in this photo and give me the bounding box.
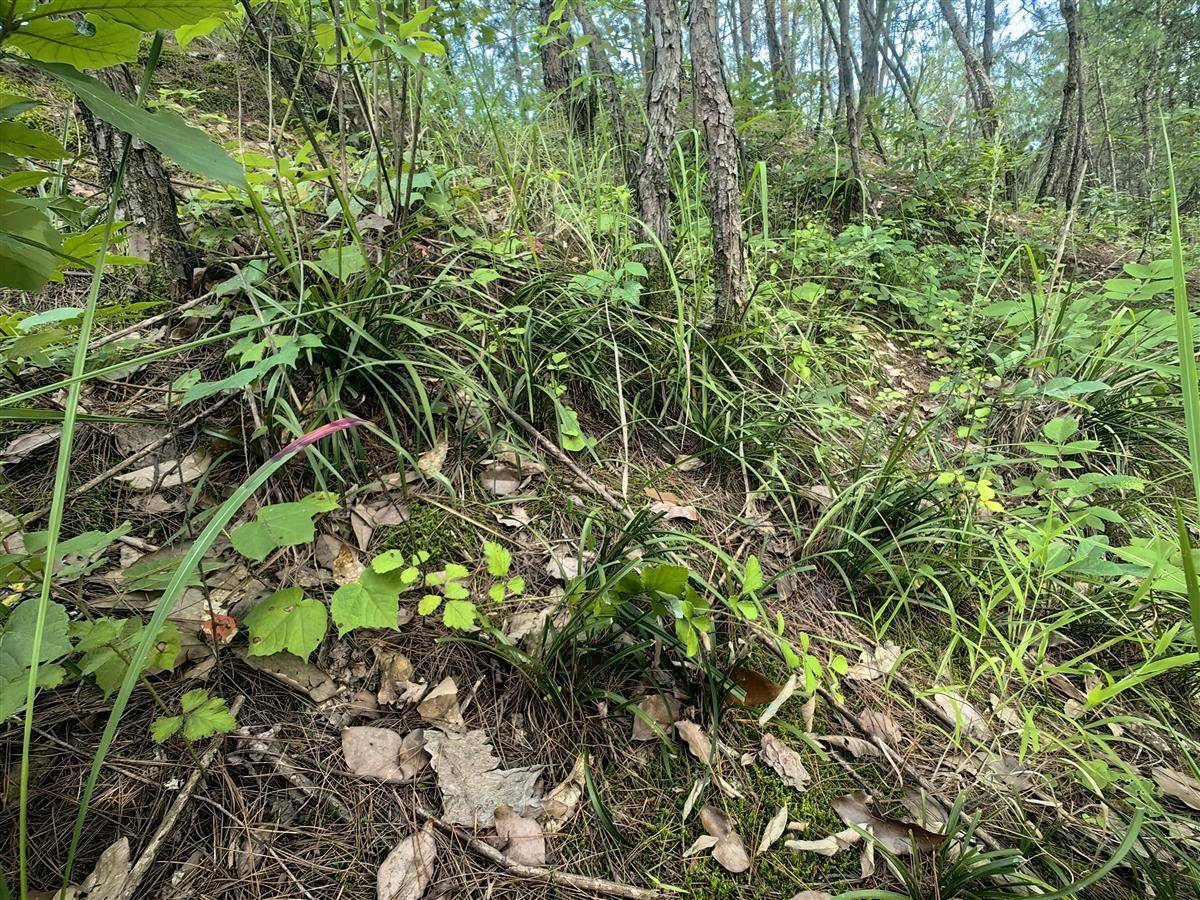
[150,688,237,743]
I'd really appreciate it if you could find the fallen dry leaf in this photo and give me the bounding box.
[377,822,437,900]
[789,893,833,900]
[425,729,542,827]
[631,693,680,741]
[1153,766,1200,810]
[241,650,342,703]
[846,641,901,681]
[343,726,428,783]
[644,488,701,523]
[674,453,705,472]
[832,791,945,855]
[785,827,862,855]
[859,708,903,747]
[494,804,546,866]
[933,690,992,740]
[683,834,720,857]
[675,720,713,763]
[758,673,798,726]
[350,499,411,551]
[495,506,533,529]
[541,755,585,833]
[726,666,784,707]
[816,734,882,759]
[761,733,811,791]
[479,451,544,497]
[377,650,427,706]
[417,677,464,730]
[116,450,211,490]
[799,694,817,733]
[757,804,789,853]
[1,427,58,464]
[699,804,750,873]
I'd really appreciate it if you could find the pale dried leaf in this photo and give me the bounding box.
[1154,766,1200,810]
[495,506,533,529]
[758,673,798,726]
[674,454,705,472]
[859,708,903,747]
[541,755,585,833]
[116,450,211,490]
[241,650,342,702]
[683,834,719,857]
[377,651,427,706]
[816,734,881,758]
[417,677,464,730]
[377,823,437,900]
[350,500,411,551]
[832,791,945,855]
[1,427,58,464]
[757,805,789,854]
[785,827,861,855]
[789,892,834,900]
[846,641,901,681]
[425,729,542,827]
[699,804,750,873]
[761,733,811,790]
[933,690,992,740]
[675,720,713,763]
[73,836,131,900]
[343,727,412,783]
[799,693,817,733]
[631,694,680,741]
[494,805,545,866]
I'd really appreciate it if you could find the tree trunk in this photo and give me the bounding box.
[936,0,998,141]
[689,0,748,331]
[982,0,995,73]
[1094,66,1117,197]
[1038,0,1086,204]
[574,1,632,183]
[637,0,683,267]
[764,0,790,107]
[246,1,344,131]
[834,0,864,193]
[738,0,754,84]
[538,0,594,136]
[77,65,196,297]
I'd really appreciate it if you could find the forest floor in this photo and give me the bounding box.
[4,40,1200,900]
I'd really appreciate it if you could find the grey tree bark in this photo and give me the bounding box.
[1038,0,1089,205]
[689,0,748,331]
[538,0,595,136]
[738,0,754,83]
[834,0,864,192]
[764,0,790,107]
[936,0,999,141]
[77,65,196,297]
[636,0,682,269]
[574,1,632,183]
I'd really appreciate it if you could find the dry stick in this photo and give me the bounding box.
[405,798,665,900]
[114,695,245,900]
[22,394,238,526]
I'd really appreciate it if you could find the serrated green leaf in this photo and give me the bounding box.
[443,581,469,600]
[231,493,339,561]
[741,556,764,594]
[330,568,403,636]
[30,0,234,30]
[444,563,469,580]
[483,540,511,577]
[488,583,505,603]
[149,714,182,743]
[8,16,140,68]
[418,593,442,615]
[181,693,236,740]
[442,599,476,630]
[371,549,406,573]
[641,564,689,597]
[244,587,327,661]
[506,576,525,595]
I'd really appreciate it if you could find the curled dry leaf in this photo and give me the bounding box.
[631,693,681,741]
[116,450,211,491]
[1153,766,1200,810]
[343,726,429,783]
[675,720,713,763]
[350,499,411,551]
[699,804,750,874]
[479,450,545,497]
[493,804,546,866]
[377,822,437,900]
[545,550,593,581]
[417,677,464,731]
[674,453,705,472]
[758,673,798,727]
[790,893,833,900]
[933,690,992,740]
[1,426,58,464]
[725,666,784,707]
[785,828,862,856]
[541,755,585,833]
[757,805,789,854]
[495,505,533,529]
[832,791,945,855]
[644,488,700,523]
[846,641,901,682]
[425,729,542,827]
[684,834,719,857]
[761,733,811,791]
[816,734,882,759]
[376,650,427,706]
[242,650,342,703]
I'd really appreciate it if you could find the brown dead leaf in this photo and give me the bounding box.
[494,804,546,866]
[644,487,700,522]
[541,755,585,833]
[757,673,798,726]
[377,822,437,900]
[343,726,428,783]
[859,708,903,748]
[761,733,811,790]
[631,694,680,741]
[350,499,411,551]
[1154,766,1200,810]
[417,677,464,730]
[479,451,544,497]
[674,453,705,472]
[376,650,427,706]
[757,804,789,854]
[726,666,784,706]
[933,690,992,740]
[815,734,881,759]
[675,720,713,763]
[495,506,533,529]
[785,828,862,856]
[699,804,750,873]
[241,650,342,702]
[1,427,58,464]
[832,791,945,855]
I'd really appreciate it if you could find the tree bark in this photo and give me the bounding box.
[764,0,790,107]
[834,0,864,192]
[77,65,196,297]
[538,0,595,136]
[689,0,748,331]
[574,1,632,183]
[936,0,999,141]
[637,0,683,267]
[738,0,754,84]
[1038,0,1088,205]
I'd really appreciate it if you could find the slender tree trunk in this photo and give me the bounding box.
[538,0,594,136]
[739,0,754,84]
[936,0,998,141]
[690,0,748,331]
[1038,0,1086,204]
[637,0,683,268]
[575,1,632,183]
[764,0,790,107]
[77,65,196,297]
[834,0,864,193]
[982,0,995,74]
[1094,66,1117,197]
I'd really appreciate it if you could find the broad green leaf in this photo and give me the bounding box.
[330,568,405,636]
[418,593,441,615]
[1042,416,1080,444]
[7,16,140,68]
[0,191,61,291]
[442,599,476,630]
[29,0,234,30]
[72,618,179,695]
[230,492,340,562]
[642,564,689,597]
[0,122,69,160]
[178,689,236,740]
[0,93,40,119]
[371,549,406,573]
[27,60,246,186]
[176,16,226,47]
[487,583,505,603]
[0,599,73,717]
[483,540,511,577]
[244,587,327,661]
[150,715,182,742]
[742,556,764,594]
